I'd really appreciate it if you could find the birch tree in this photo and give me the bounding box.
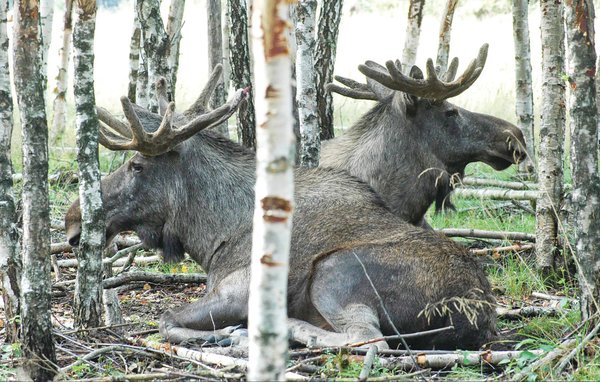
[535,0,565,271]
[401,0,426,74]
[208,0,229,136]
[40,0,54,89]
[0,0,21,344]
[512,0,536,176]
[13,0,57,379]
[248,0,295,379]
[294,0,319,167]
[564,0,600,323]
[50,0,74,144]
[137,0,170,113]
[166,0,185,100]
[73,0,105,329]
[227,0,256,148]
[436,0,457,73]
[314,0,343,140]
[128,17,141,103]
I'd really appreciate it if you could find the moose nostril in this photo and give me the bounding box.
[68,234,80,247]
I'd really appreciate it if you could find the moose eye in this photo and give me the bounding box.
[130,162,143,173]
[445,109,459,117]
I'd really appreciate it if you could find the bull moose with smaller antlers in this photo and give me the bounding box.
[321,44,527,228]
[65,65,496,350]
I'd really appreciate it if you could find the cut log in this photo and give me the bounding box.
[453,188,540,201]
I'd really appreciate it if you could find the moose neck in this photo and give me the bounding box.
[174,131,256,271]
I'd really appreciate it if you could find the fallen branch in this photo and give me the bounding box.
[52,236,141,255]
[453,188,540,201]
[106,243,144,265]
[554,319,600,374]
[56,372,183,382]
[510,339,577,381]
[496,306,559,319]
[531,292,576,303]
[103,271,207,289]
[470,244,534,256]
[60,345,157,373]
[57,254,161,269]
[439,228,536,242]
[358,345,378,381]
[461,177,538,190]
[346,326,454,347]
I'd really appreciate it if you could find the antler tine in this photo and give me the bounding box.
[334,75,370,91]
[441,57,459,82]
[154,77,170,116]
[326,83,378,100]
[185,64,224,117]
[120,96,149,146]
[97,106,132,138]
[98,121,134,150]
[358,62,400,91]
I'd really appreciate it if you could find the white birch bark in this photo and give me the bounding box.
[314,0,343,140]
[0,0,21,344]
[436,0,458,73]
[401,0,425,74]
[564,0,600,323]
[166,0,185,100]
[128,17,141,103]
[535,0,565,271]
[294,0,319,168]
[73,0,105,329]
[50,0,73,145]
[248,0,295,379]
[12,0,57,379]
[40,0,54,89]
[136,0,170,113]
[207,0,229,136]
[512,0,536,176]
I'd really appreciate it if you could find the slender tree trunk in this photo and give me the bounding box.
[314,0,343,141]
[136,0,170,113]
[12,0,57,379]
[512,0,536,177]
[535,0,565,271]
[248,0,295,379]
[0,0,21,344]
[294,0,319,167]
[401,0,425,74]
[73,0,105,330]
[166,0,185,100]
[40,0,54,90]
[227,0,255,148]
[436,0,457,73]
[128,17,141,103]
[208,0,229,136]
[564,0,600,324]
[50,0,73,145]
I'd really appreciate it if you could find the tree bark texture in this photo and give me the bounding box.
[128,16,141,103]
[248,0,295,379]
[314,0,343,140]
[166,0,185,101]
[12,0,57,379]
[512,0,536,176]
[401,0,425,74]
[207,0,229,136]
[0,0,21,344]
[73,0,105,330]
[535,0,565,271]
[227,0,256,148]
[40,0,54,90]
[564,0,600,324]
[436,0,458,73]
[136,0,170,113]
[294,0,319,167]
[50,0,73,144]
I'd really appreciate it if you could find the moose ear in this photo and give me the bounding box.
[403,65,424,115]
[409,65,424,80]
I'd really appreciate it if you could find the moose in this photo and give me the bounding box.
[65,67,496,350]
[321,44,527,228]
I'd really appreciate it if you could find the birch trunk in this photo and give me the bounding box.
[50,0,73,145]
[128,17,141,103]
[564,0,600,323]
[401,0,425,74]
[294,0,319,167]
[535,0,565,271]
[248,0,295,379]
[12,0,57,379]
[436,0,458,73]
[314,0,343,140]
[0,0,21,344]
[227,0,255,148]
[40,0,54,89]
[512,0,536,176]
[166,0,185,100]
[207,0,228,136]
[73,0,105,330]
[136,0,170,113]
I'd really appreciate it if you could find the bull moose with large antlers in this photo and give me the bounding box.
[322,44,527,228]
[65,65,496,350]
